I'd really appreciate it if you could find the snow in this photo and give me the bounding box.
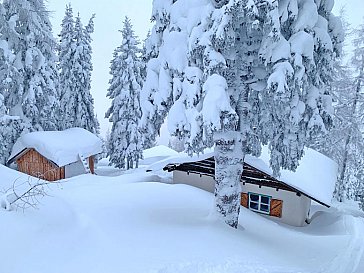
[287,30,315,81]
[0,40,13,61]
[8,128,102,167]
[149,146,337,206]
[202,74,234,131]
[314,15,334,51]
[147,149,212,172]
[267,61,294,93]
[293,0,318,32]
[0,163,34,189]
[140,145,180,166]
[143,145,179,159]
[256,147,337,206]
[0,158,362,273]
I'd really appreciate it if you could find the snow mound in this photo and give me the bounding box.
[0,164,48,210]
[0,164,34,192]
[143,145,180,158]
[8,128,102,167]
[141,145,181,166]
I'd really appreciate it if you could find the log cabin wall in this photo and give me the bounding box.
[16,149,64,182]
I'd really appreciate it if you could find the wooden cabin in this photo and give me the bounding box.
[161,148,337,227]
[7,128,102,182]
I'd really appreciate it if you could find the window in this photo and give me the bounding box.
[248,193,271,214]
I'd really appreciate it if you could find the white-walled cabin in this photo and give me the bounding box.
[162,148,337,227]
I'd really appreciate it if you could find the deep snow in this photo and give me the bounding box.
[0,148,363,273]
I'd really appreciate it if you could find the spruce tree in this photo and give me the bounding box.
[58,10,99,134]
[140,31,150,85]
[141,0,343,228]
[2,0,59,131]
[0,2,20,108]
[106,17,143,169]
[0,0,57,163]
[58,4,76,130]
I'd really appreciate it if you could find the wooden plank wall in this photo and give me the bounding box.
[89,156,95,174]
[17,149,63,182]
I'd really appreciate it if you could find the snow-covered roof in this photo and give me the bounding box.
[8,128,103,167]
[246,147,337,206]
[149,147,337,206]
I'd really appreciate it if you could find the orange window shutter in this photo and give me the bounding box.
[241,193,248,208]
[270,199,283,218]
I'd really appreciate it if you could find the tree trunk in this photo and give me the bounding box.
[214,114,243,228]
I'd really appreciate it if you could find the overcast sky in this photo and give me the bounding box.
[46,0,363,138]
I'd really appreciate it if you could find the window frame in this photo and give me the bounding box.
[248,192,271,215]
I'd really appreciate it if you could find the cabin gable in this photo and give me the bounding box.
[14,150,95,182]
[16,149,64,181]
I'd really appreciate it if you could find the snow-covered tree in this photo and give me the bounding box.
[140,30,151,82]
[58,4,76,130]
[141,0,342,228]
[58,10,99,134]
[168,136,185,153]
[0,2,19,108]
[0,94,29,164]
[312,16,364,209]
[0,0,57,163]
[1,0,59,131]
[313,62,363,203]
[348,22,364,209]
[105,17,143,169]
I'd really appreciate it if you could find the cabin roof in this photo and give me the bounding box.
[149,147,338,207]
[8,128,102,167]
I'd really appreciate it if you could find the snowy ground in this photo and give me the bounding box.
[0,150,363,273]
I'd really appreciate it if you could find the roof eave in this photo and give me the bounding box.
[7,148,61,169]
[162,160,332,208]
[6,148,29,166]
